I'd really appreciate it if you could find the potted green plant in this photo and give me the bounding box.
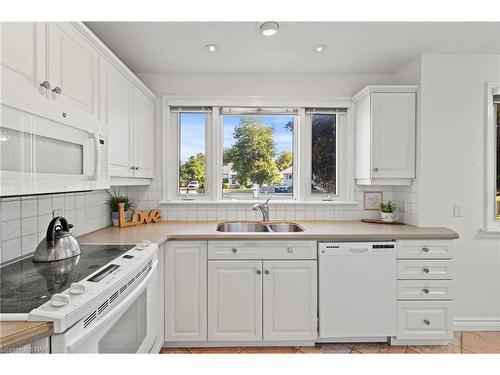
[106,191,136,226]
[379,201,398,223]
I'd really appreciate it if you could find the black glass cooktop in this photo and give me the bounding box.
[0,245,134,314]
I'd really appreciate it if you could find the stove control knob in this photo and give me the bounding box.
[69,283,87,295]
[50,293,70,307]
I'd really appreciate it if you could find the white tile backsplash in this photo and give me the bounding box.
[1,189,112,264]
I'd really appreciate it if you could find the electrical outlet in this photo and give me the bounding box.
[453,204,463,217]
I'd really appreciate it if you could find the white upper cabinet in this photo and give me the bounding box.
[45,23,99,131]
[100,58,134,178]
[132,88,154,179]
[0,22,47,116]
[353,86,417,185]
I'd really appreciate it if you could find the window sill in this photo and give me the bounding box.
[159,200,359,206]
[480,227,500,238]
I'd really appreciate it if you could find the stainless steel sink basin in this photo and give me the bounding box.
[216,221,304,233]
[267,223,304,232]
[216,222,270,232]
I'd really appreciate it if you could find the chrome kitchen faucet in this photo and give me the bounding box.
[252,198,271,222]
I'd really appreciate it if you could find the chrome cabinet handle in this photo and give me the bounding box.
[232,248,237,253]
[287,247,293,253]
[373,167,379,172]
[52,86,62,94]
[135,166,140,170]
[423,319,430,325]
[422,247,430,252]
[256,270,261,275]
[422,288,430,294]
[40,81,51,89]
[264,270,270,275]
[130,166,135,170]
[423,268,430,273]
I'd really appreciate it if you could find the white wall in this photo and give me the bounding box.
[419,55,500,329]
[137,72,393,97]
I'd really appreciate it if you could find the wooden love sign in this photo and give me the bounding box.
[118,202,162,228]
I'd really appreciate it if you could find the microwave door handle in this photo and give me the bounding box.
[89,132,101,180]
[67,259,158,352]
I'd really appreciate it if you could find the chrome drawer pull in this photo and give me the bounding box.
[232,248,237,253]
[256,270,261,275]
[423,319,430,325]
[422,288,430,294]
[287,247,293,253]
[422,247,430,252]
[264,270,270,275]
[422,268,430,273]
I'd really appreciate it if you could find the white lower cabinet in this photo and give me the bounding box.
[208,261,263,341]
[263,261,317,341]
[396,301,453,341]
[165,241,207,341]
[206,255,317,342]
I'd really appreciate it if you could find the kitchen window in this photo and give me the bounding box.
[484,84,500,233]
[221,108,296,200]
[495,95,500,221]
[162,99,352,203]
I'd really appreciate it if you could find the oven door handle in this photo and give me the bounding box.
[68,259,158,351]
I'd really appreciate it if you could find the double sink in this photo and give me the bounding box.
[216,221,304,233]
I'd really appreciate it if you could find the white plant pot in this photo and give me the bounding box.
[111,210,132,226]
[380,212,398,223]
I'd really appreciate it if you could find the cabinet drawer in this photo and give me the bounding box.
[397,301,453,340]
[208,241,317,260]
[397,240,453,259]
[397,280,453,300]
[397,260,452,280]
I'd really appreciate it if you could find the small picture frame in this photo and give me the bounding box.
[364,191,383,210]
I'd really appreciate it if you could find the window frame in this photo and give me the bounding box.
[219,109,299,201]
[484,82,500,233]
[161,96,354,204]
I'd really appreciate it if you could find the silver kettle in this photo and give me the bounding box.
[33,216,81,262]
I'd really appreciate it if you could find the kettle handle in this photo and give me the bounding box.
[46,216,70,243]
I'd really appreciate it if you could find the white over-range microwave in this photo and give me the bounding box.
[0,104,109,196]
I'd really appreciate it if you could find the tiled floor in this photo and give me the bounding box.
[160,332,500,354]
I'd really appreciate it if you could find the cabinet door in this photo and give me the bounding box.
[46,23,98,131]
[101,60,134,178]
[371,92,416,179]
[133,89,154,178]
[263,261,317,341]
[165,241,207,341]
[0,22,47,113]
[208,261,262,341]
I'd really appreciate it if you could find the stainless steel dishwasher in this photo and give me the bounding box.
[318,242,397,340]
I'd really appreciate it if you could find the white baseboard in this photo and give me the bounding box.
[454,317,500,331]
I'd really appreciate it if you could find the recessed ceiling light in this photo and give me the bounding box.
[205,44,219,53]
[260,21,279,36]
[315,44,328,53]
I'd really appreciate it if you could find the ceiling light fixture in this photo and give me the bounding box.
[260,21,279,36]
[205,44,219,53]
[315,44,328,53]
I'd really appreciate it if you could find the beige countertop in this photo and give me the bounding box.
[78,220,459,245]
[0,321,53,350]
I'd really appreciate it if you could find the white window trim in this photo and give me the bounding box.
[482,82,500,235]
[161,95,355,205]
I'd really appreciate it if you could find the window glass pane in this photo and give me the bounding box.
[311,114,336,195]
[222,115,294,199]
[178,113,206,195]
[496,103,499,220]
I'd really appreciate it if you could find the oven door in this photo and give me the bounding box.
[51,260,160,353]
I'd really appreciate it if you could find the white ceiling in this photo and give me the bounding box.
[85,22,500,74]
